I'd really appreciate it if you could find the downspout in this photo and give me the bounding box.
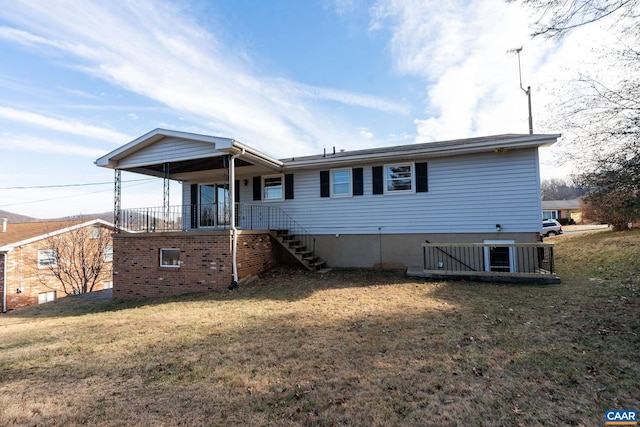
[228,148,245,289]
[2,252,7,313]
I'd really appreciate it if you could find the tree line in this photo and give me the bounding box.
[512,0,640,230]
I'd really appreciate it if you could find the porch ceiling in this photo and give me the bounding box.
[129,156,253,179]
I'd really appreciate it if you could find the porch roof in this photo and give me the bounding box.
[95,128,283,178]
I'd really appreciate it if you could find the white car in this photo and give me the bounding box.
[542,219,563,237]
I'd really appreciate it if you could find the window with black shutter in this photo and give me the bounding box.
[353,167,363,196]
[284,174,294,199]
[372,166,383,195]
[416,162,428,193]
[320,171,330,198]
[252,176,261,201]
[190,184,198,228]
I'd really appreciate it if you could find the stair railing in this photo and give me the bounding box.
[236,203,318,262]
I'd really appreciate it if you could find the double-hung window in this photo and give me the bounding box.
[385,163,414,193]
[38,249,57,268]
[263,174,284,201]
[104,245,113,262]
[89,226,100,239]
[331,169,351,197]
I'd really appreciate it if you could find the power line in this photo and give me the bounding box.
[0,178,155,190]
[0,180,158,208]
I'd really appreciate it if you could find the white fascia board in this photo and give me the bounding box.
[0,219,114,252]
[221,140,284,171]
[282,134,561,170]
[95,128,234,168]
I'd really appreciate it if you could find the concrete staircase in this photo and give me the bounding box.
[270,229,326,271]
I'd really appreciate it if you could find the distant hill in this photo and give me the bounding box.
[0,209,38,223]
[0,209,113,224]
[56,212,114,222]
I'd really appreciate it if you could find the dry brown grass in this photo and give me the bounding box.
[1,229,638,426]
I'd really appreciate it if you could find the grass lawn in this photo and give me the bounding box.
[1,228,638,426]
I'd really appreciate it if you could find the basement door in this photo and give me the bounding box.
[483,240,516,273]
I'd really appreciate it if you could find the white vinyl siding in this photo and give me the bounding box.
[233,149,541,235]
[116,138,223,169]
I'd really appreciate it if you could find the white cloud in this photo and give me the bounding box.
[271,79,410,115]
[370,0,546,141]
[0,107,132,143]
[0,0,614,186]
[358,127,374,139]
[0,0,403,158]
[0,133,107,157]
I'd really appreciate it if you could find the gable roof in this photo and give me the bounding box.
[0,219,114,252]
[95,128,283,174]
[95,130,560,178]
[281,134,560,169]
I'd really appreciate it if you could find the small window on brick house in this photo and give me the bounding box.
[89,226,100,239]
[38,249,57,268]
[38,291,56,304]
[160,248,181,268]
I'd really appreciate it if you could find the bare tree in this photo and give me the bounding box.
[581,189,637,230]
[37,221,113,295]
[540,177,587,200]
[577,153,640,229]
[512,0,640,227]
[512,0,640,157]
[509,0,639,40]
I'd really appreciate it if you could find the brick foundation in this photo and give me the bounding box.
[112,230,278,300]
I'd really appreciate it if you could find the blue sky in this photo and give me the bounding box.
[0,0,608,218]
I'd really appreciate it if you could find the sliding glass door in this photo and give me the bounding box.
[199,184,229,228]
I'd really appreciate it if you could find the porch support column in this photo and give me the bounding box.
[114,169,121,232]
[2,252,7,313]
[163,162,170,228]
[229,149,244,288]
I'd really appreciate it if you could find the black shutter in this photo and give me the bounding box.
[353,168,363,196]
[416,162,428,193]
[284,174,294,199]
[372,166,383,195]
[252,176,261,201]
[190,184,198,229]
[320,171,330,198]
[235,180,240,203]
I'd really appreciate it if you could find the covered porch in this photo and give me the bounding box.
[94,128,285,232]
[95,130,325,299]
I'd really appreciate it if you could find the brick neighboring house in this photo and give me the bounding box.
[0,218,114,312]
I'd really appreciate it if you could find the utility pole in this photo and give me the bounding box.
[508,47,533,134]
